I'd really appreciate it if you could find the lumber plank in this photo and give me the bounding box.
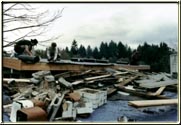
[107,88,117,96]
[114,64,150,71]
[54,72,71,79]
[80,69,92,75]
[84,74,111,81]
[115,85,169,99]
[3,57,150,71]
[68,92,81,101]
[155,86,166,95]
[128,99,178,107]
[135,79,155,84]
[3,57,22,70]
[3,57,113,71]
[3,78,31,83]
[147,86,166,96]
[58,77,72,87]
[72,80,84,85]
[139,80,177,89]
[116,75,140,87]
[86,77,117,84]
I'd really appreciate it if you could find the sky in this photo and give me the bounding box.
[3,3,179,51]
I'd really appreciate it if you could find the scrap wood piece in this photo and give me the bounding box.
[115,75,140,87]
[13,87,34,101]
[58,77,72,88]
[72,80,84,85]
[147,73,171,81]
[115,85,169,99]
[86,77,117,84]
[62,101,69,111]
[3,78,31,83]
[68,91,81,101]
[117,91,130,96]
[116,67,146,76]
[105,68,128,75]
[11,92,21,98]
[54,72,71,79]
[3,104,12,109]
[139,79,177,89]
[84,74,111,81]
[105,67,118,73]
[128,99,178,108]
[112,71,129,76]
[66,70,92,78]
[80,69,92,75]
[135,79,155,84]
[107,88,117,96]
[147,86,166,96]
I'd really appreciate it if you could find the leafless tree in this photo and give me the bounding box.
[3,3,64,48]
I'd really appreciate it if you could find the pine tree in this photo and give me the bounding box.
[86,45,93,58]
[70,39,78,57]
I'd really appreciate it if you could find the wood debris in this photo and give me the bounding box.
[2,67,178,122]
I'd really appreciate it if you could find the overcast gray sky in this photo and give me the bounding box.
[4,3,178,51]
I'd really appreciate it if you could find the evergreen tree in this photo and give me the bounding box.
[158,42,171,72]
[65,47,69,53]
[93,47,100,59]
[127,46,132,61]
[137,42,171,73]
[99,42,109,59]
[70,39,78,57]
[86,45,93,58]
[78,45,86,57]
[61,49,71,59]
[108,40,118,58]
[117,41,127,58]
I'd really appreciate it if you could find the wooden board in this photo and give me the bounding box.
[68,92,81,101]
[116,85,169,99]
[155,86,166,95]
[139,80,177,89]
[3,57,113,71]
[3,57,150,71]
[71,80,84,85]
[115,75,140,87]
[3,78,31,83]
[114,64,150,71]
[128,99,178,107]
[107,88,117,95]
[135,79,155,84]
[147,86,166,96]
[84,74,111,81]
[3,57,22,70]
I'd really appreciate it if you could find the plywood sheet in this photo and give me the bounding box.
[139,80,177,89]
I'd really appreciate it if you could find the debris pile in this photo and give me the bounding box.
[2,68,178,122]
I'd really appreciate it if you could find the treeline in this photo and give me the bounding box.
[137,42,172,73]
[35,39,175,73]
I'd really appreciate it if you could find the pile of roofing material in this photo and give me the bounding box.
[2,68,178,122]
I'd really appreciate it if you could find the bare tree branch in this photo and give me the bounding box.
[3,3,64,48]
[4,23,48,32]
[40,34,63,43]
[3,26,48,47]
[3,3,18,13]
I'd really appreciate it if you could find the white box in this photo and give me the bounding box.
[77,88,107,109]
[76,102,93,114]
